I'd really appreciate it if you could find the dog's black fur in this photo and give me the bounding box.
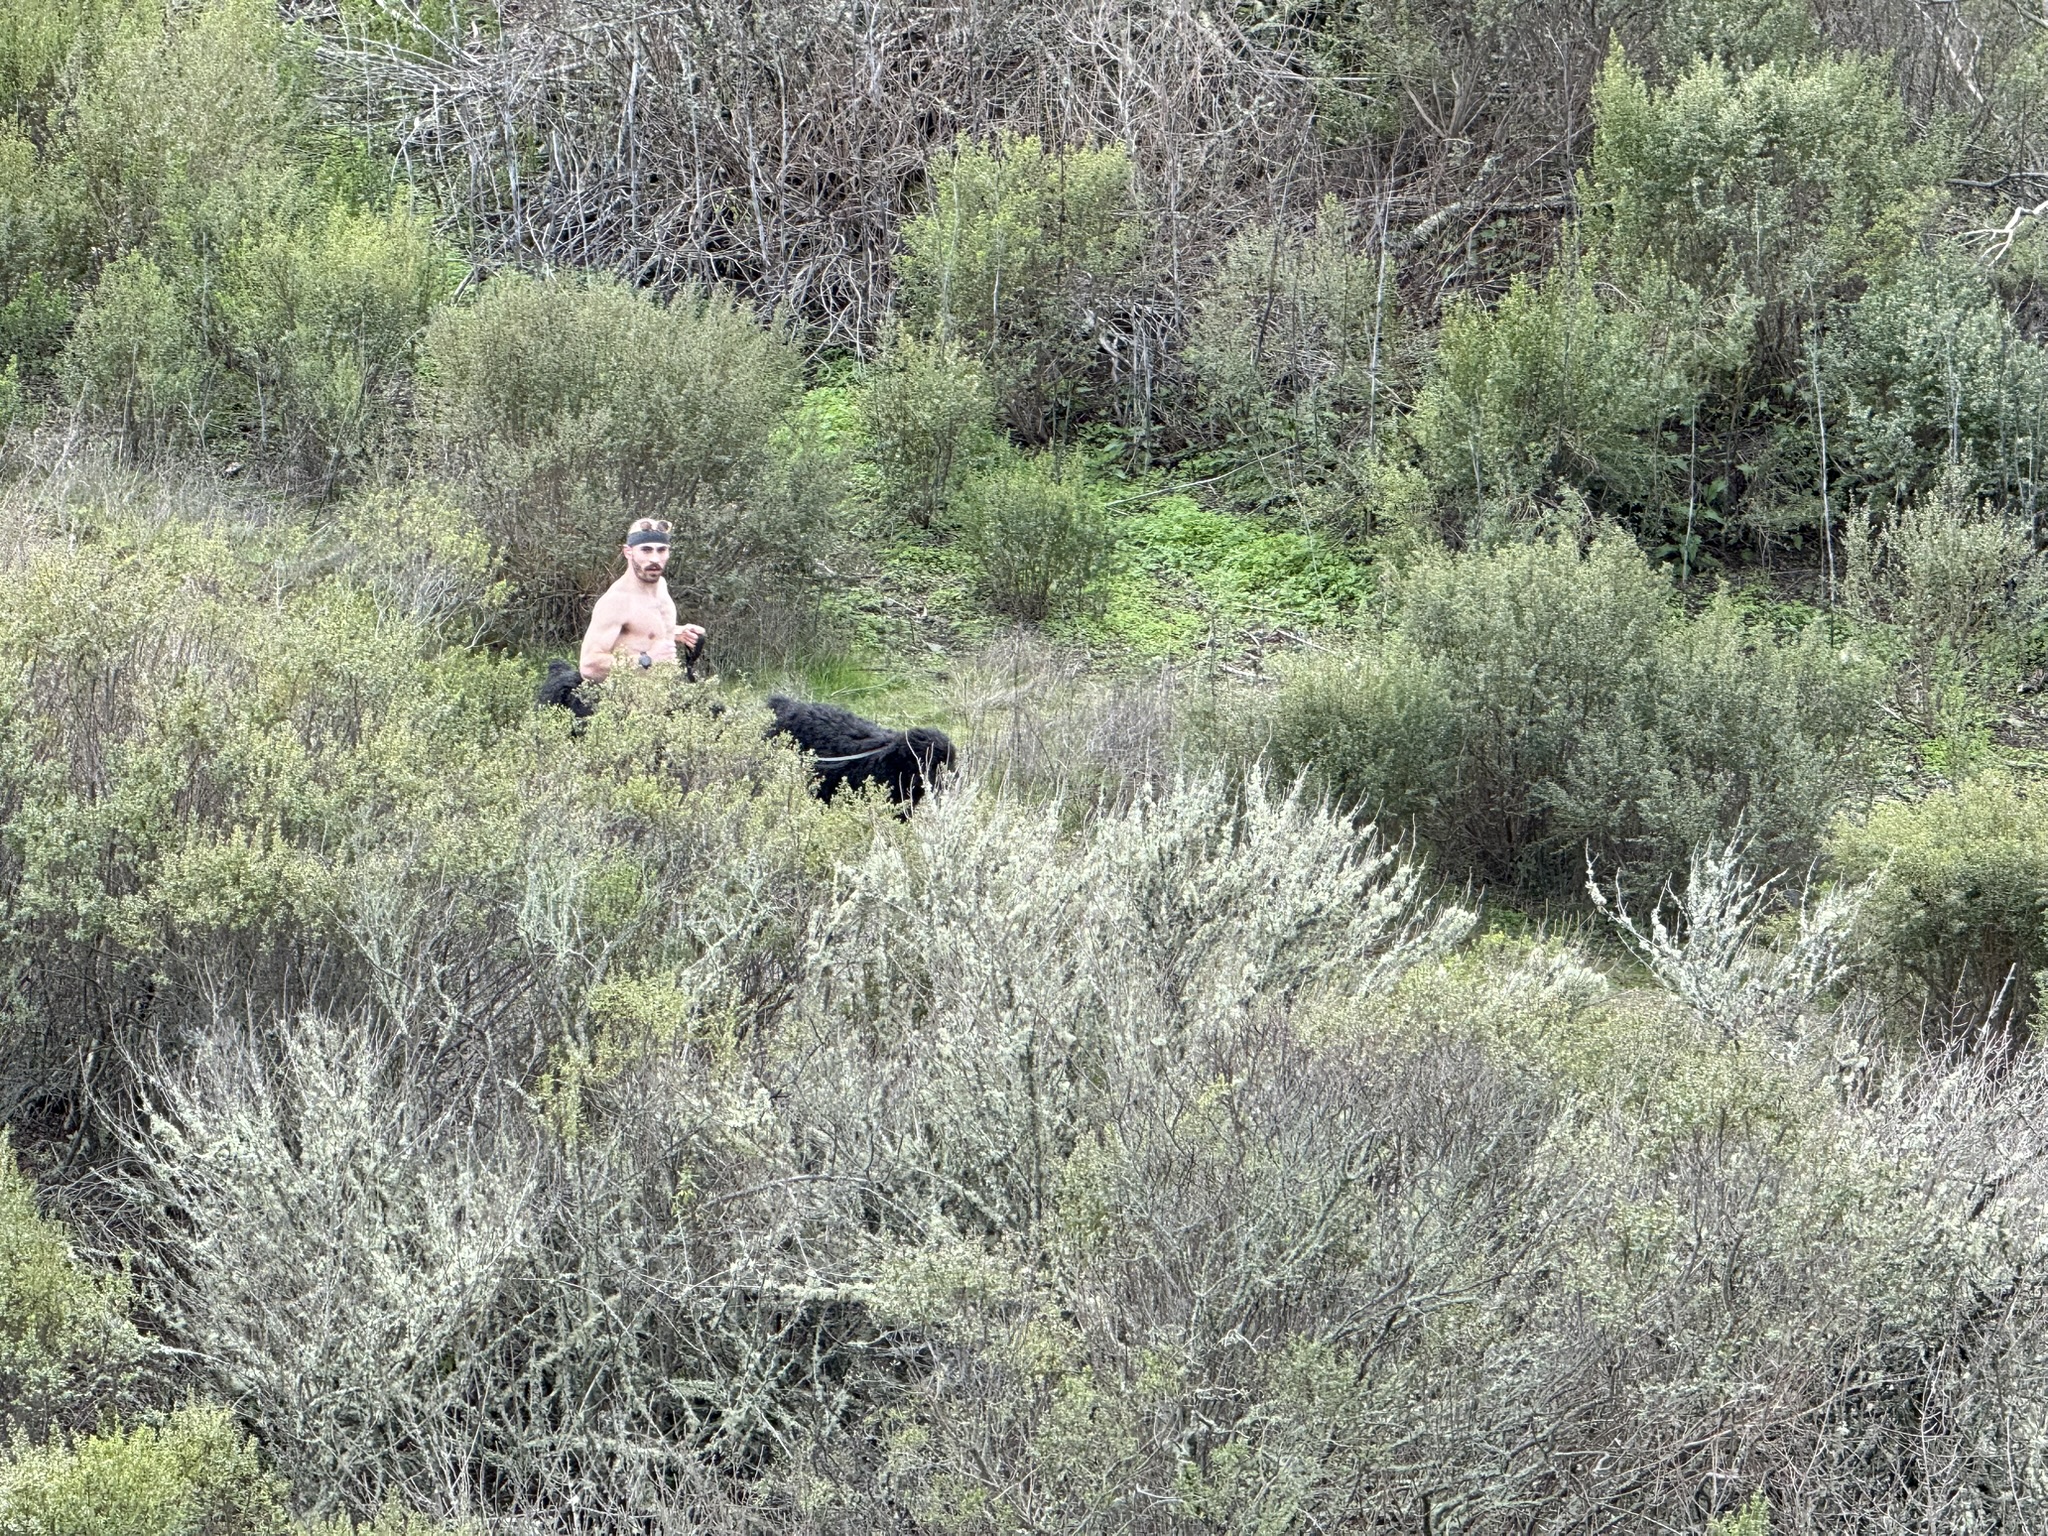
[765,695,955,806]
[536,660,597,721]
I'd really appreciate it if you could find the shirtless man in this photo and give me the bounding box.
[578,518,707,681]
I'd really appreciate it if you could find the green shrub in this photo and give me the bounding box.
[0,1137,145,1441]
[1981,33,2048,199]
[1705,1492,1772,1536]
[0,1408,288,1536]
[0,0,130,132]
[1654,0,1813,71]
[0,0,82,123]
[216,200,457,479]
[859,328,995,525]
[68,0,313,261]
[1830,777,2048,1037]
[420,274,813,641]
[1566,42,1953,547]
[332,484,506,642]
[0,473,863,1183]
[1185,196,1403,505]
[1826,250,2048,513]
[18,471,2048,1531]
[0,357,27,438]
[116,771,1466,1525]
[1584,46,1942,315]
[0,125,88,376]
[897,134,1139,441]
[1247,628,1457,804]
[955,457,1116,622]
[40,0,452,474]
[1408,254,1687,532]
[1843,468,2048,679]
[60,253,211,455]
[1258,534,1883,892]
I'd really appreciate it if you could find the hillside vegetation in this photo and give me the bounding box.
[4,0,2048,1531]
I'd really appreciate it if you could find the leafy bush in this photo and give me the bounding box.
[954,457,1117,621]
[1705,1492,1773,1536]
[851,921,2048,1531]
[0,0,129,130]
[898,134,1140,441]
[112,772,1468,1527]
[0,469,857,1169]
[215,201,457,480]
[1408,254,1687,532]
[1256,534,1884,892]
[0,358,27,439]
[0,1385,466,1536]
[1185,196,1403,504]
[1830,777,2048,1037]
[17,470,2048,1532]
[1826,250,2048,512]
[0,125,87,377]
[1568,42,1953,547]
[858,328,995,525]
[1584,46,1942,316]
[332,484,506,642]
[31,1,454,474]
[64,190,460,475]
[1653,0,1813,71]
[0,1408,286,1536]
[59,253,211,455]
[58,722,2048,1532]
[419,274,817,643]
[0,1137,145,1441]
[1843,468,2048,718]
[67,0,313,262]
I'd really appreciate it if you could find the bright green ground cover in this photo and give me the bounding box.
[860,490,1369,665]
[1081,493,1368,655]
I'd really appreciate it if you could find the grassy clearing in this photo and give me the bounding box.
[1077,493,1370,657]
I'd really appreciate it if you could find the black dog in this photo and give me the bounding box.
[765,695,955,806]
[536,659,597,721]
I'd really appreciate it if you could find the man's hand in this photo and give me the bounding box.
[676,624,706,650]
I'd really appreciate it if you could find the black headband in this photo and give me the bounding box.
[626,527,671,548]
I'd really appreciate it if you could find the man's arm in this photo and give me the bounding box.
[579,594,627,681]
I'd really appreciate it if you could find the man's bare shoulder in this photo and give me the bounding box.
[589,580,635,616]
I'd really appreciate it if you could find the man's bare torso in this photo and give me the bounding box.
[607,573,678,660]
[579,570,677,678]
